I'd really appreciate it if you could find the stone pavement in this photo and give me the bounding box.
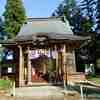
[15,86,64,100]
[15,86,63,96]
[0,86,80,100]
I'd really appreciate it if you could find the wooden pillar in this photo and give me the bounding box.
[55,45,58,82]
[62,44,67,88]
[72,50,76,72]
[42,48,48,74]
[44,49,48,74]
[43,49,46,74]
[18,45,24,87]
[27,47,32,85]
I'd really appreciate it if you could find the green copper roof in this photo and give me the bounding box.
[17,17,73,37]
[0,17,91,45]
[14,17,91,42]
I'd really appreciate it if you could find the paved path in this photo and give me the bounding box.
[15,86,64,100]
[0,86,81,100]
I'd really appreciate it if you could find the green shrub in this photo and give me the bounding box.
[0,79,11,90]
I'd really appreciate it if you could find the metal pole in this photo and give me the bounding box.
[80,84,84,100]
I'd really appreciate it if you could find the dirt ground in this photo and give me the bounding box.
[0,93,80,100]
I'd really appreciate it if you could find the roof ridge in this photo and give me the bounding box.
[27,16,63,22]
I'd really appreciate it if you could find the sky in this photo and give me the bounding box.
[0,0,63,17]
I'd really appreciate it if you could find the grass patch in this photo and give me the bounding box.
[87,75,100,84]
[0,79,11,90]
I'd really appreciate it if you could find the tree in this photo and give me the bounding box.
[52,0,82,33]
[79,0,96,31]
[96,0,100,35]
[52,0,96,73]
[52,3,64,17]
[0,17,7,40]
[3,0,26,38]
[95,0,100,73]
[0,17,7,77]
[52,0,93,33]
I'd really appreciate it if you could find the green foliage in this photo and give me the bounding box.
[52,0,81,33]
[0,18,7,63]
[54,3,64,16]
[80,0,95,20]
[0,79,11,90]
[96,41,100,49]
[52,0,95,33]
[3,0,26,38]
[87,75,100,84]
[79,0,96,32]
[1,63,16,68]
[64,0,76,9]
[96,0,100,33]
[0,18,7,40]
[47,59,56,72]
[80,17,93,33]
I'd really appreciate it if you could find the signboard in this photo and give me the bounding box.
[29,49,52,59]
[8,67,12,73]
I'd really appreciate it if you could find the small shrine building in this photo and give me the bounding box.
[0,17,90,87]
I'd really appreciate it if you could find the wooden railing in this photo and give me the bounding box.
[64,72,86,83]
